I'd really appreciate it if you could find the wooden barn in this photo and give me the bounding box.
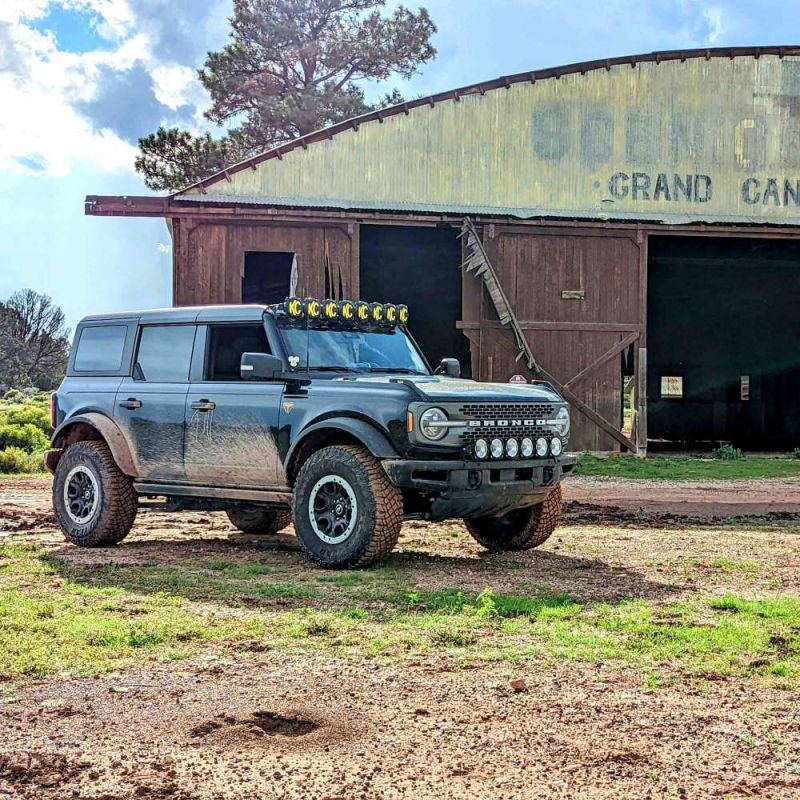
[87,46,800,454]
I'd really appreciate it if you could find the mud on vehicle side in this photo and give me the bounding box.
[47,299,575,568]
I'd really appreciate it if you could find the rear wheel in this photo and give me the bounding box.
[293,445,403,568]
[53,440,137,547]
[465,485,562,552]
[226,507,291,535]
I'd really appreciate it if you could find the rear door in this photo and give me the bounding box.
[114,323,197,481]
[184,322,286,488]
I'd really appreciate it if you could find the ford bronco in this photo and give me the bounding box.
[47,299,575,568]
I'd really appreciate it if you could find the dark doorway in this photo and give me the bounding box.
[359,225,470,374]
[647,235,800,450]
[242,252,294,304]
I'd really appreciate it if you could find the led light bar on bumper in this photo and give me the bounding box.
[281,297,409,328]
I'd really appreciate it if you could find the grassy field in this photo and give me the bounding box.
[2,542,798,688]
[576,453,800,480]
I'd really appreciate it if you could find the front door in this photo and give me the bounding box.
[114,324,197,482]
[184,323,286,488]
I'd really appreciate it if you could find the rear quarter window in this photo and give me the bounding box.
[73,325,128,372]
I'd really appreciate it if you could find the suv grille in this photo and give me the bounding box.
[457,402,557,450]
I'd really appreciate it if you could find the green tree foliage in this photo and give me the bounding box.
[136,0,436,191]
[0,290,70,391]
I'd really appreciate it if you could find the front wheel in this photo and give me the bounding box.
[465,485,562,552]
[52,440,138,547]
[293,445,403,569]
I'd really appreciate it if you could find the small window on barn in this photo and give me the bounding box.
[73,325,127,372]
[660,375,684,399]
[242,252,295,304]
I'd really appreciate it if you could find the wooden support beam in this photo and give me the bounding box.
[563,330,640,391]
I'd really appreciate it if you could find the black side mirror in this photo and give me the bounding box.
[241,352,284,380]
[437,358,461,378]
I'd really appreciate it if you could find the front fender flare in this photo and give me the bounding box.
[286,417,400,472]
[48,413,137,476]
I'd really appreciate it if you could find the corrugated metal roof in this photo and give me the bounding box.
[175,45,800,197]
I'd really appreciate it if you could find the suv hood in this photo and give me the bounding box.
[336,375,563,403]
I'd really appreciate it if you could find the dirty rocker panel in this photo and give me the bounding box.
[382,454,576,520]
[133,482,293,506]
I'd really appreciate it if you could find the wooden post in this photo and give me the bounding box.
[636,347,648,456]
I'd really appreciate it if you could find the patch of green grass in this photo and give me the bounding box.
[576,453,800,481]
[3,545,800,687]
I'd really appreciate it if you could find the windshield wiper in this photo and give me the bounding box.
[307,365,364,372]
[368,367,427,375]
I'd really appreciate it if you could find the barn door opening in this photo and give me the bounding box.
[647,235,800,451]
[359,225,471,373]
[242,251,295,304]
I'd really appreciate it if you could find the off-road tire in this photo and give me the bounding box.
[465,485,562,552]
[226,507,292,535]
[53,440,137,547]
[293,444,403,569]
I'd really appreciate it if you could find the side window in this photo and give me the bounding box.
[135,325,196,383]
[206,324,270,381]
[74,325,128,372]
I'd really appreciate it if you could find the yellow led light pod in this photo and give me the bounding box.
[370,302,384,323]
[355,301,370,323]
[339,300,356,322]
[323,299,339,320]
[397,304,409,325]
[304,298,321,318]
[285,297,303,318]
[384,304,398,325]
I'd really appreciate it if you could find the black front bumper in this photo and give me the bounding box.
[382,455,576,521]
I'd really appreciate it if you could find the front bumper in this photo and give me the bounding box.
[382,454,576,521]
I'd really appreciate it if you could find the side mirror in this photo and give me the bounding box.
[241,352,284,380]
[438,358,461,378]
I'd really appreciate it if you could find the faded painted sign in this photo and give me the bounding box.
[183,55,800,224]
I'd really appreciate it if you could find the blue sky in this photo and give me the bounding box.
[0,0,797,331]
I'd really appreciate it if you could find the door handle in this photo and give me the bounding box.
[191,400,216,412]
[119,398,142,410]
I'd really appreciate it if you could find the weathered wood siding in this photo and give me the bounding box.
[461,225,644,451]
[172,220,359,306]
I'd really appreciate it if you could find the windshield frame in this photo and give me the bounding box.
[274,321,432,376]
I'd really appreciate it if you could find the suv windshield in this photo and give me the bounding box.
[280,326,429,374]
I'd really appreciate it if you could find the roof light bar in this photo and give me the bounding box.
[280,298,409,328]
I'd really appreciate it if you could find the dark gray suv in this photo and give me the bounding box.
[47,300,575,568]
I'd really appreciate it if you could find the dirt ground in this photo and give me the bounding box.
[2,477,800,799]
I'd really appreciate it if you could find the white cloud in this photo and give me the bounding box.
[0,1,227,178]
[703,7,724,44]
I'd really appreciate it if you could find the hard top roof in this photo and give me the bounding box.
[79,305,271,325]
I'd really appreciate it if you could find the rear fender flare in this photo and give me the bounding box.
[49,413,137,476]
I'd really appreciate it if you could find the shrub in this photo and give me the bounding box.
[787,448,800,461]
[0,423,49,453]
[0,446,42,474]
[712,444,744,461]
[1,405,52,435]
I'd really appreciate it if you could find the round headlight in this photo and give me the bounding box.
[521,437,534,458]
[536,437,548,457]
[506,438,519,458]
[554,407,570,438]
[474,438,489,460]
[490,438,504,459]
[419,407,448,440]
[550,437,563,456]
